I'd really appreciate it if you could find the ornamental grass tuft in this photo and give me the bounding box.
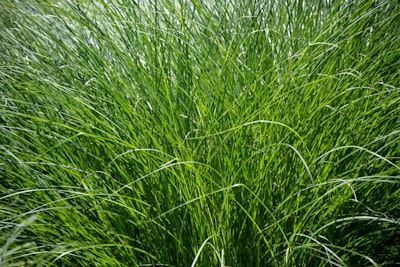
[1,0,399,266]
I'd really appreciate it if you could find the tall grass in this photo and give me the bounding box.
[1,0,399,266]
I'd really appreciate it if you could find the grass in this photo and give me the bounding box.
[1,0,399,266]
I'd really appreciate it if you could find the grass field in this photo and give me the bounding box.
[1,0,400,266]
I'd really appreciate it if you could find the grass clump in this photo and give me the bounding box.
[1,0,399,266]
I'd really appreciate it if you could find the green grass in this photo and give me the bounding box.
[1,0,399,266]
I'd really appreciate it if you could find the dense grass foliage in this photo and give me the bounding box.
[1,0,400,266]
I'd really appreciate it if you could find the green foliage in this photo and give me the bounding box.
[1,0,399,266]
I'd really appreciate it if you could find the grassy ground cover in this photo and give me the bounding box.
[1,0,399,266]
